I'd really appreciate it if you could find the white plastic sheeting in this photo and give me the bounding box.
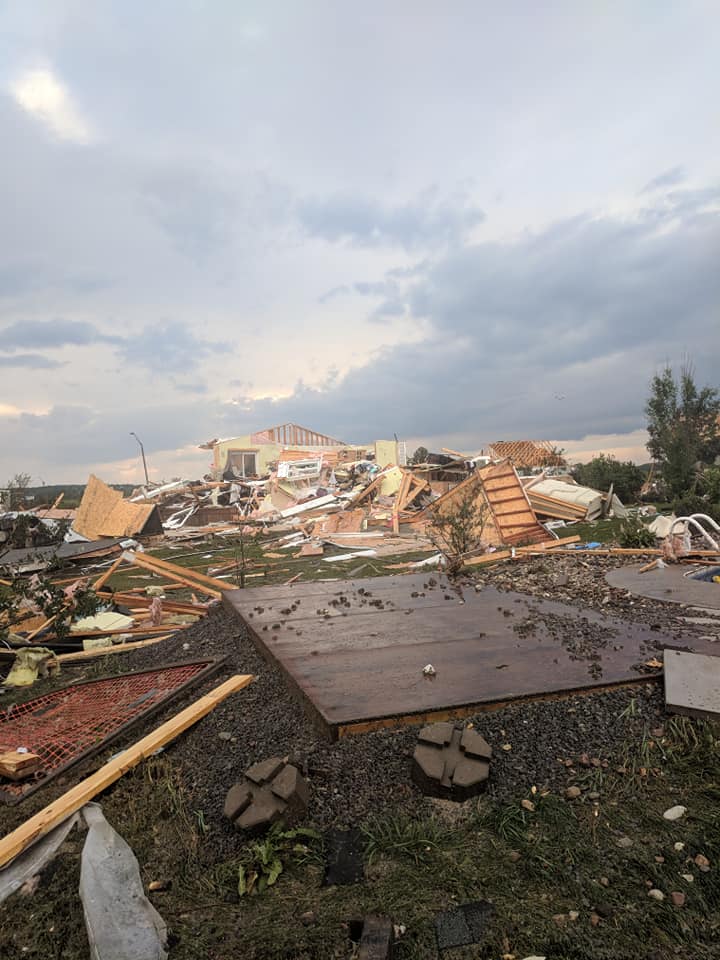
[80,803,168,960]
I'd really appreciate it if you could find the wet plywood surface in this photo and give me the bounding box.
[224,574,718,734]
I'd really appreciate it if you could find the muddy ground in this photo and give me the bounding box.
[0,554,719,959]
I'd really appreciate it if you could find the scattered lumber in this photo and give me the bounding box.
[126,552,233,592]
[0,751,42,782]
[125,553,222,599]
[0,674,254,870]
[463,534,581,567]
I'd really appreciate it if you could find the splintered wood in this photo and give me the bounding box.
[423,460,552,548]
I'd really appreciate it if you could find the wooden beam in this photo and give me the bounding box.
[65,624,187,640]
[540,548,663,556]
[24,614,59,642]
[128,554,222,598]
[0,674,254,870]
[350,472,385,505]
[395,471,414,512]
[56,635,173,662]
[463,550,513,567]
[516,535,582,551]
[401,476,430,511]
[108,592,209,614]
[92,556,125,592]
[129,552,233,591]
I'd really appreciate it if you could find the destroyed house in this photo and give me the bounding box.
[201,423,367,481]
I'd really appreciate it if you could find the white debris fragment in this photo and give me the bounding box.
[422,663,436,676]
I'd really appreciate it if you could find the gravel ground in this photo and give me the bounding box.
[477,552,720,625]
[116,557,680,859]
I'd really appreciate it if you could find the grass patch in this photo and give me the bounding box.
[97,537,437,595]
[362,811,458,865]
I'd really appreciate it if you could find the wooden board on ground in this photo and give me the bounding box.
[0,751,42,781]
[223,574,716,738]
[664,649,720,719]
[0,675,254,869]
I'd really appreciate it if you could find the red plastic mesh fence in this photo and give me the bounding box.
[0,661,213,801]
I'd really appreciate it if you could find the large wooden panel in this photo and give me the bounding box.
[225,575,719,736]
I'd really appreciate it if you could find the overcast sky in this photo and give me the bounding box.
[1,1,718,484]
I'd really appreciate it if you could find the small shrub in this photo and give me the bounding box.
[618,515,656,548]
[427,486,489,573]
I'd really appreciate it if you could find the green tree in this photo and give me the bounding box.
[572,454,644,503]
[645,363,720,497]
[4,472,32,510]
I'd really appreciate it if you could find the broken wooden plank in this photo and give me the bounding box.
[56,636,174,663]
[0,674,254,870]
[401,476,430,511]
[64,624,187,640]
[0,751,42,782]
[278,494,339,518]
[515,535,582,552]
[349,470,390,506]
[23,614,59,642]
[91,556,125,592]
[394,470,414,512]
[128,552,232,591]
[463,550,513,567]
[127,553,222,598]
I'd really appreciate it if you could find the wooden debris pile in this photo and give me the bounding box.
[522,474,627,522]
[0,550,235,663]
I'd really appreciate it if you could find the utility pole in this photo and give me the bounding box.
[130,432,150,486]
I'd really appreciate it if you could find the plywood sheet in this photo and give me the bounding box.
[225,574,716,735]
[74,475,161,539]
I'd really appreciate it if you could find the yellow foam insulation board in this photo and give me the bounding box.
[379,466,404,496]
